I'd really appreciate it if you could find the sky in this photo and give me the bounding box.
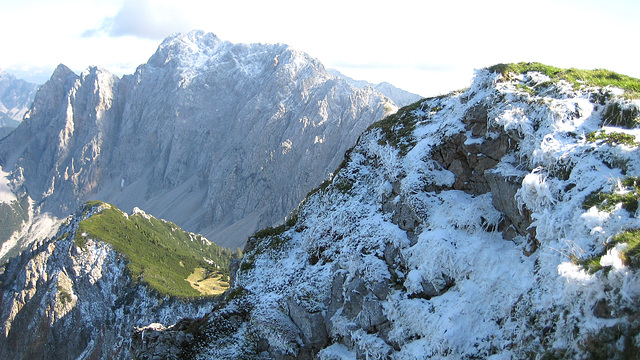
[0,0,638,97]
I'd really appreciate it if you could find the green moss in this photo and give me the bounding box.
[586,130,638,146]
[76,201,237,298]
[488,62,640,98]
[516,83,535,95]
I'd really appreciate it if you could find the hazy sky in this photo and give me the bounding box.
[1,0,638,96]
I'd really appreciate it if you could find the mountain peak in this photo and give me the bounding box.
[51,63,76,82]
[147,30,226,68]
[160,30,223,53]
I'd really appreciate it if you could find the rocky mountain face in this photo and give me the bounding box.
[0,70,38,137]
[0,202,220,360]
[0,30,397,249]
[327,68,422,107]
[132,65,640,359]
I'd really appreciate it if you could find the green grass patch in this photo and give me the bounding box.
[586,130,638,146]
[488,62,640,98]
[574,255,604,274]
[612,229,640,269]
[76,201,239,298]
[576,229,640,273]
[185,268,229,296]
[582,177,640,214]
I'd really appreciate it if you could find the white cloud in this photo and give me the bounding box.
[84,0,195,40]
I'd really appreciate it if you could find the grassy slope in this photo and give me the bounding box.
[488,62,640,98]
[76,201,238,298]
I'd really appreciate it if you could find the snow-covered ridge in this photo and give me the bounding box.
[134,66,640,359]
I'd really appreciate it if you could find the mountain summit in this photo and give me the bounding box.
[0,30,397,249]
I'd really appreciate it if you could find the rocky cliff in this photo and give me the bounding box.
[132,64,640,359]
[0,201,228,360]
[0,30,397,249]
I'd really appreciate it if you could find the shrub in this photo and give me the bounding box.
[252,224,287,239]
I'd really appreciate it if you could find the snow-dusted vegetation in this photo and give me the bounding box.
[137,64,640,359]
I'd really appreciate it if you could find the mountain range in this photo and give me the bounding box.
[0,30,417,252]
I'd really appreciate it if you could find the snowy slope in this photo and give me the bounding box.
[134,65,640,359]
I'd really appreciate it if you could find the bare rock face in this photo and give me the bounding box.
[0,31,396,249]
